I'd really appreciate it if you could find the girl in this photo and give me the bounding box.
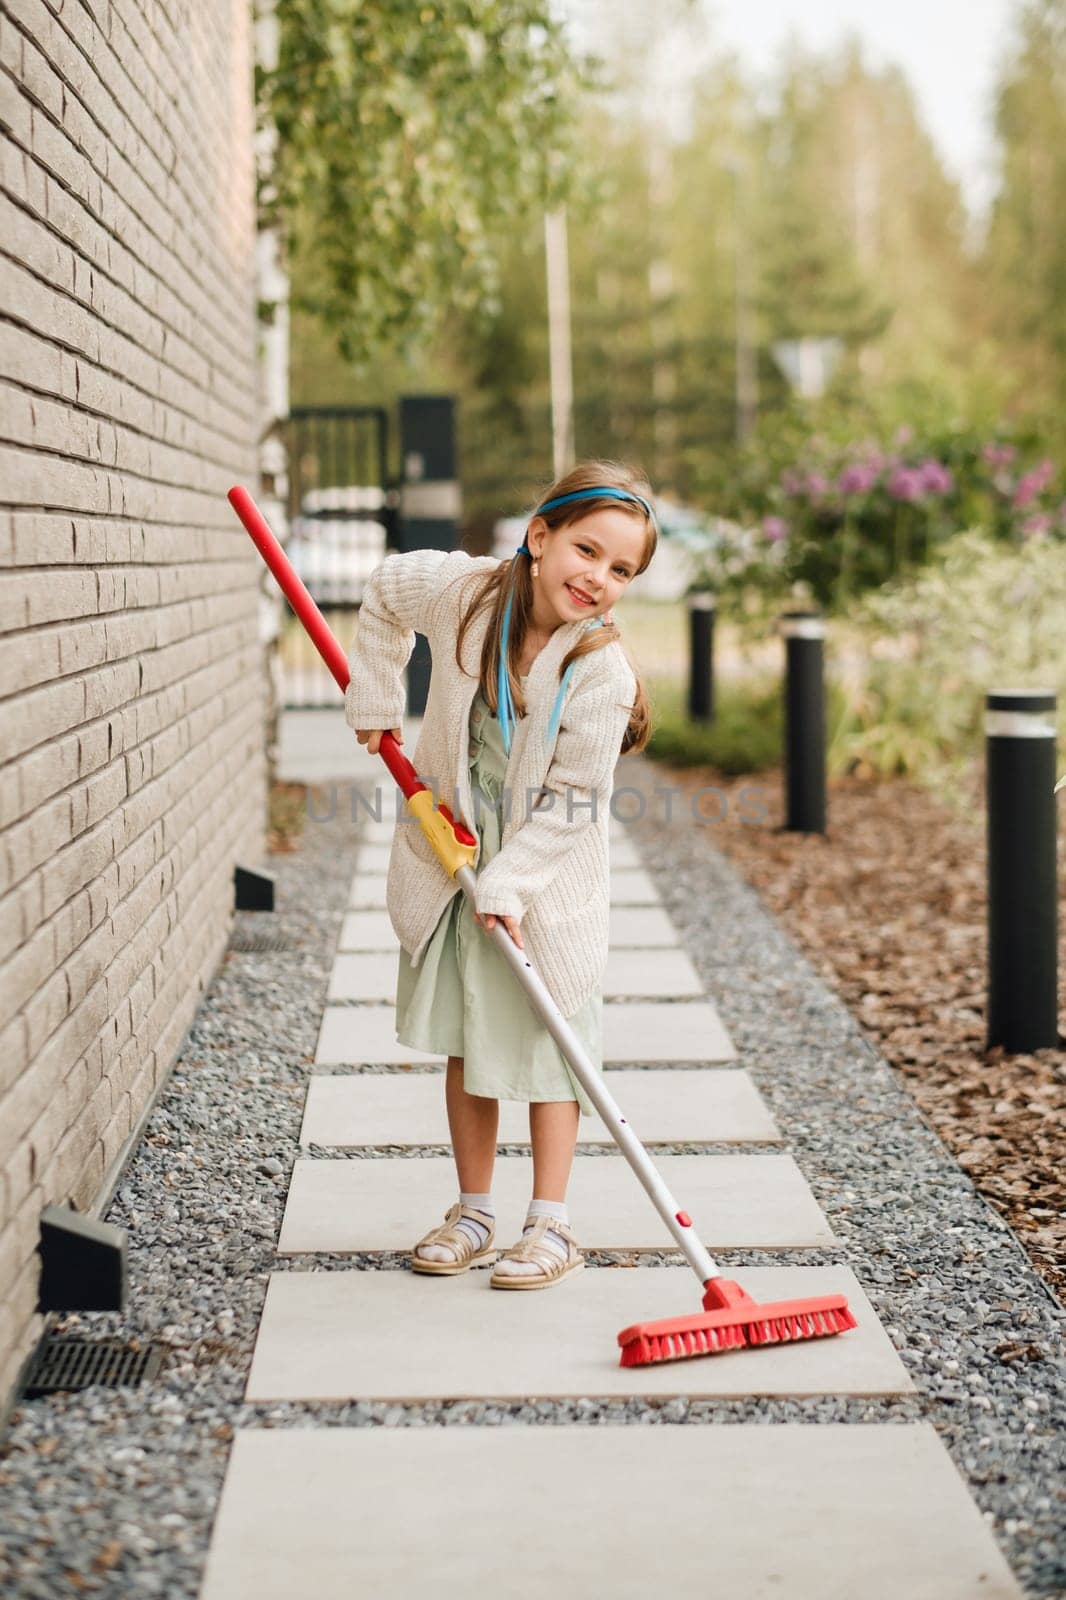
[345,460,657,1289]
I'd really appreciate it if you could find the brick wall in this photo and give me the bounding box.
[0,0,264,1414]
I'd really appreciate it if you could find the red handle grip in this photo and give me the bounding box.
[227,484,475,845]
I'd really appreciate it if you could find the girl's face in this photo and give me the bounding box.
[527,507,647,630]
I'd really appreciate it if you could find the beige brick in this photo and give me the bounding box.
[0,1132,33,1219]
[22,966,72,1060]
[75,720,113,781]
[37,818,118,920]
[51,1101,104,1203]
[0,888,25,967]
[3,794,73,895]
[115,824,163,902]
[0,1283,43,1399]
[0,915,56,1024]
[51,889,93,969]
[22,1069,75,1180]
[0,0,259,1422]
[106,1031,144,1109]
[0,14,23,75]
[0,977,109,1161]
[0,624,62,700]
[0,761,22,833]
[0,1059,58,1171]
[71,1141,105,1207]
[0,323,72,405]
[16,729,81,814]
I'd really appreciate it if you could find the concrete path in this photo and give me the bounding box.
[200,1425,1020,1600]
[199,760,1028,1598]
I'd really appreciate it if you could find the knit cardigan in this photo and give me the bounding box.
[344,546,638,1016]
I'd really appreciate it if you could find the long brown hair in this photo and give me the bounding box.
[451,460,657,755]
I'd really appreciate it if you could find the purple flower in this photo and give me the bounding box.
[893,424,914,447]
[1013,460,1055,508]
[917,459,954,495]
[806,472,829,500]
[761,515,788,543]
[1021,512,1052,539]
[981,442,1017,469]
[887,465,924,503]
[837,462,879,496]
[780,469,806,496]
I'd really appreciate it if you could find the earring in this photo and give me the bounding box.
[531,559,540,578]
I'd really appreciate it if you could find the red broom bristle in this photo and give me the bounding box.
[617,1284,858,1367]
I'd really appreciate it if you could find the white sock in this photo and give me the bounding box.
[493,1198,570,1279]
[416,1192,494,1263]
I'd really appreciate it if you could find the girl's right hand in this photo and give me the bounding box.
[356,727,404,755]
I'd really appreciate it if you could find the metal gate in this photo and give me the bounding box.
[279,406,397,708]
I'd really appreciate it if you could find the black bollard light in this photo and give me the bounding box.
[778,608,827,836]
[687,592,716,722]
[985,688,1060,1052]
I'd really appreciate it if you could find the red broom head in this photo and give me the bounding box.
[617,1278,858,1368]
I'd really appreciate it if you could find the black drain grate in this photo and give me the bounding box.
[228,929,294,953]
[23,1337,167,1396]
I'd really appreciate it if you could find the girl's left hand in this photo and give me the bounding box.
[474,910,524,950]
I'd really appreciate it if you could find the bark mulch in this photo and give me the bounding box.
[650,760,1066,1308]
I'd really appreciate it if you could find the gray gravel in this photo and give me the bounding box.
[0,757,1062,1599]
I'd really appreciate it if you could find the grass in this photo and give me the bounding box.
[644,675,784,775]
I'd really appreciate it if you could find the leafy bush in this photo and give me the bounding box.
[646,674,837,775]
[640,529,1065,818]
[829,527,1066,808]
[688,420,1064,615]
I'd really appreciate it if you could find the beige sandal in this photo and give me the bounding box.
[411,1202,498,1276]
[489,1215,585,1291]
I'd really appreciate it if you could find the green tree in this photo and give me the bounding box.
[979,0,1066,437]
[258,0,595,367]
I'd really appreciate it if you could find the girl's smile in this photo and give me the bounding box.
[527,506,648,633]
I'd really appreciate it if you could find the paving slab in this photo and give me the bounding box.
[353,843,392,874]
[339,911,397,951]
[277,1153,832,1253]
[299,1068,780,1147]
[315,1004,433,1062]
[609,905,678,946]
[329,945,705,1000]
[609,834,641,868]
[201,1422,1024,1600]
[602,947,704,997]
[245,1265,907,1402]
[603,1001,734,1060]
[608,867,661,904]
[315,1000,734,1063]
[326,954,397,1002]
[351,819,396,844]
[347,873,388,909]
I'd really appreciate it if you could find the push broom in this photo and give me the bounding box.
[229,484,858,1366]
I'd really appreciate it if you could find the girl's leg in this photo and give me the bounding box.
[446,1054,499,1192]
[413,1057,499,1267]
[529,1098,580,1201]
[491,1099,582,1283]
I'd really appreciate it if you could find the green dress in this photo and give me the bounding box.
[394,674,603,1115]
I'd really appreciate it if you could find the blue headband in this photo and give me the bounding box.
[496,485,651,755]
